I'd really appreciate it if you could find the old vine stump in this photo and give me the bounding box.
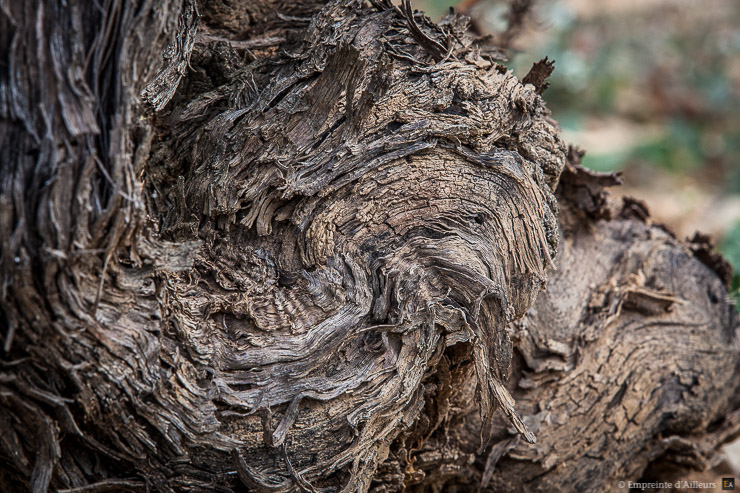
[1,0,738,492]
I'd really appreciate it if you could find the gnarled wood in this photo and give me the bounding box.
[1,1,737,492]
[370,164,740,491]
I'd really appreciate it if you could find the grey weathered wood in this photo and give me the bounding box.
[1,1,737,492]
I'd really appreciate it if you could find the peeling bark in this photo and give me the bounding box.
[372,169,740,491]
[1,1,738,493]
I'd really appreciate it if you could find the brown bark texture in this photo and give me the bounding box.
[0,0,738,492]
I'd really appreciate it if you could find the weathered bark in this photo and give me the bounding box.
[371,160,740,491]
[0,1,737,492]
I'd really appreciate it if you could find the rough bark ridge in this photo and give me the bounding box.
[0,1,738,492]
[370,160,740,491]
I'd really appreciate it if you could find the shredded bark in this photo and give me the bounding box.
[688,232,734,289]
[375,195,740,491]
[0,1,737,492]
[558,146,623,220]
[522,57,555,95]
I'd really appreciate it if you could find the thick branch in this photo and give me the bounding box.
[0,1,737,493]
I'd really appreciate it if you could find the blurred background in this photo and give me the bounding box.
[412,0,740,482]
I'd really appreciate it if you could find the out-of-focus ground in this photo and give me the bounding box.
[412,0,740,487]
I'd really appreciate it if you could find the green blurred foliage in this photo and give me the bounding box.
[422,0,457,20]
[721,220,740,305]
